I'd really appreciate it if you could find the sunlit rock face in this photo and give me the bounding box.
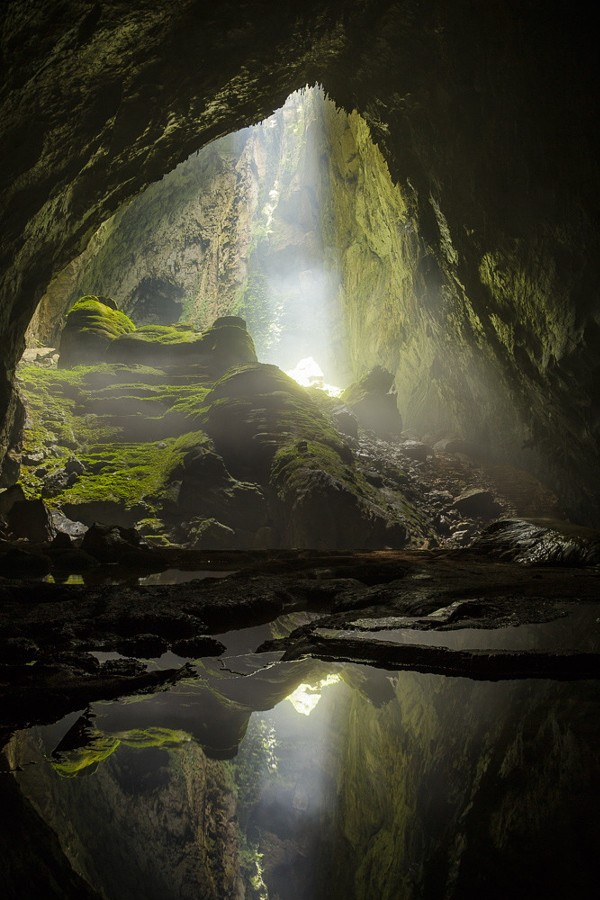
[1,0,599,522]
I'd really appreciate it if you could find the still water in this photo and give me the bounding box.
[2,610,599,899]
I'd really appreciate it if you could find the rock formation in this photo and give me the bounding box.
[1,1,599,524]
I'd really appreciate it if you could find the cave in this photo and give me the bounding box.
[1,2,599,898]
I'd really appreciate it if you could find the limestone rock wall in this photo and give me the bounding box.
[26,130,258,344]
[320,672,599,900]
[8,732,244,900]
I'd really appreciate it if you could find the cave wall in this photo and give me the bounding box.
[25,128,257,343]
[321,672,599,900]
[1,0,599,521]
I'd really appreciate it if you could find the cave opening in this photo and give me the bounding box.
[28,83,397,394]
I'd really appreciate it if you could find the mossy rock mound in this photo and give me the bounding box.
[58,296,135,367]
[196,363,408,548]
[197,363,349,481]
[270,439,409,549]
[340,365,403,438]
[168,439,268,539]
[106,319,257,373]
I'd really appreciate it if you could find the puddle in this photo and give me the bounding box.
[137,569,235,585]
[42,568,236,586]
[4,657,598,899]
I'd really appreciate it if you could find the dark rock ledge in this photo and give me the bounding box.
[257,631,600,681]
[1,545,600,743]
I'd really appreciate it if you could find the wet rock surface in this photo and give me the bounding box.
[1,543,599,742]
[3,315,599,764]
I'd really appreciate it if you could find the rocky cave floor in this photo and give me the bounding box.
[2,421,600,749]
[1,310,600,747]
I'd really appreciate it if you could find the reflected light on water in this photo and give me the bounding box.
[286,673,341,715]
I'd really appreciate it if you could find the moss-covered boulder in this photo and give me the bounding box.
[340,366,403,439]
[197,363,410,548]
[197,363,348,480]
[58,296,135,367]
[106,317,257,374]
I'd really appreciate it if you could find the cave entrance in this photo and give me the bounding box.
[27,84,414,398]
[27,86,357,392]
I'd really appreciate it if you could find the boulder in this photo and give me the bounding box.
[471,518,600,565]
[58,296,135,367]
[185,517,236,550]
[452,488,503,519]
[400,440,430,461]
[50,509,88,541]
[340,366,403,438]
[331,407,359,438]
[0,484,26,517]
[7,498,55,543]
[0,451,21,487]
[80,522,150,563]
[433,436,480,459]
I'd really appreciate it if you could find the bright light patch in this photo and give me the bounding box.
[286,673,341,716]
[286,357,342,397]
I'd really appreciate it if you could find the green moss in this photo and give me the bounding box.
[64,296,135,338]
[52,735,120,778]
[122,323,199,344]
[52,726,190,778]
[52,435,206,512]
[58,296,136,367]
[106,319,257,372]
[269,437,388,519]
[194,364,351,484]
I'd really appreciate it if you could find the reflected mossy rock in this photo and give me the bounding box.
[58,296,135,367]
[340,366,403,438]
[106,317,257,373]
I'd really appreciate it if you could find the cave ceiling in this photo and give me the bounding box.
[1,0,599,522]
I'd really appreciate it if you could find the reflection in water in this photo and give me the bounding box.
[42,568,236,587]
[138,569,235,585]
[2,614,600,899]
